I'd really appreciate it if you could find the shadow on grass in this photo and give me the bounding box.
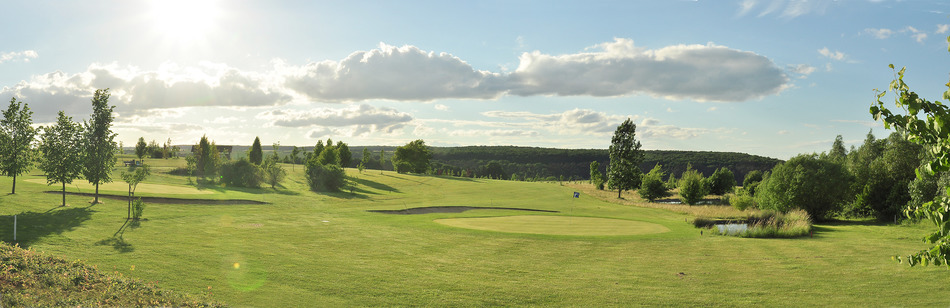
[432,175,477,182]
[95,218,145,253]
[380,173,429,185]
[0,206,93,248]
[190,179,301,196]
[350,177,400,194]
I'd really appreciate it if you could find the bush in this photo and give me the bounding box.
[678,166,708,205]
[306,162,346,192]
[726,188,755,211]
[755,154,852,221]
[131,198,146,220]
[743,170,764,195]
[706,167,736,195]
[638,164,669,201]
[219,158,263,188]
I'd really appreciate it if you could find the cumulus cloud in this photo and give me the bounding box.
[1,62,291,121]
[284,43,505,103]
[434,104,449,111]
[637,117,713,140]
[788,64,816,78]
[0,50,38,64]
[937,24,949,34]
[507,38,788,102]
[818,47,846,61]
[865,27,929,43]
[260,104,413,135]
[482,108,632,135]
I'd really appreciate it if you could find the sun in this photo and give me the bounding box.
[148,0,220,43]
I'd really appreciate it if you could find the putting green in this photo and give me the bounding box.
[434,215,670,236]
[25,179,213,195]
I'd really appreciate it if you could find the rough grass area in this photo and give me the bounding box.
[693,209,813,238]
[26,178,213,195]
[434,215,670,236]
[0,242,220,307]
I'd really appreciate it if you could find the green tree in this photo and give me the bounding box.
[40,111,85,207]
[755,154,852,220]
[312,140,325,161]
[0,97,37,194]
[743,170,764,196]
[870,58,950,266]
[291,146,301,169]
[219,158,262,188]
[392,140,431,174]
[638,164,669,202]
[121,164,150,219]
[829,134,847,163]
[195,135,220,181]
[678,165,707,205]
[262,142,286,189]
[589,161,605,190]
[706,167,736,195]
[82,89,118,204]
[249,136,263,165]
[135,137,147,161]
[607,119,644,198]
[318,145,340,166]
[337,141,352,167]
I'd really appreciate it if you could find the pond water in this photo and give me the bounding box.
[715,223,748,235]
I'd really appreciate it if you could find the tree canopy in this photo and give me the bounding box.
[392,140,431,174]
[82,89,118,204]
[40,111,85,207]
[755,154,852,221]
[249,136,263,165]
[0,97,37,194]
[607,119,644,198]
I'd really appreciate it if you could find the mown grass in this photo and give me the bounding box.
[0,161,948,306]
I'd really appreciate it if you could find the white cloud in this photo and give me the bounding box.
[707,106,718,112]
[284,43,505,103]
[788,64,817,78]
[482,108,633,135]
[817,47,846,61]
[449,129,540,137]
[1,62,292,122]
[865,28,894,39]
[778,130,789,135]
[737,0,757,16]
[260,104,413,136]
[637,117,713,140]
[507,38,788,102]
[937,24,949,34]
[434,104,449,111]
[0,50,38,64]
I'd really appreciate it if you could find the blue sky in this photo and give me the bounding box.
[2,0,950,159]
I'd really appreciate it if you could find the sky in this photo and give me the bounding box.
[2,0,950,160]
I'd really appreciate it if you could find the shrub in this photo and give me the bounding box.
[131,198,146,220]
[678,166,708,205]
[706,167,736,195]
[727,188,755,211]
[261,159,286,189]
[219,158,263,188]
[755,154,852,221]
[743,170,764,195]
[638,164,670,201]
[306,161,346,192]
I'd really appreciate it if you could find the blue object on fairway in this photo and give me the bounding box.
[573,192,580,198]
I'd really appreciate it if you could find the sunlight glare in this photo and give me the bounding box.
[149,0,220,42]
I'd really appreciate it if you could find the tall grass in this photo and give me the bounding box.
[693,209,812,238]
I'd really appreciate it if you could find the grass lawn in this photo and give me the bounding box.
[1,158,948,306]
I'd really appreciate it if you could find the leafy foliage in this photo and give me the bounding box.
[678,164,707,205]
[40,111,85,207]
[82,89,118,203]
[337,141,352,167]
[608,119,644,198]
[249,136,263,165]
[262,157,286,189]
[742,170,764,196]
[135,137,147,160]
[590,161,605,190]
[0,97,37,194]
[870,54,950,267]
[131,198,146,221]
[306,161,346,192]
[121,164,150,219]
[392,139,431,174]
[754,154,851,221]
[638,164,669,201]
[219,158,262,188]
[705,167,736,195]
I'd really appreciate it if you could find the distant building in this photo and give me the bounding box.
[190,145,233,160]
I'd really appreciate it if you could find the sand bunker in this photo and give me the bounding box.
[368,206,559,215]
[434,215,670,236]
[44,191,267,205]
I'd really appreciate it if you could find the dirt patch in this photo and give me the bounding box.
[368,206,559,215]
[44,191,268,205]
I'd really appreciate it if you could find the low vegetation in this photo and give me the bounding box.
[0,242,219,307]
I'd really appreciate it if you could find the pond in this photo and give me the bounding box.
[715,223,748,235]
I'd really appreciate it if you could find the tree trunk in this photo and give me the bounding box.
[94,183,100,204]
[62,182,66,206]
[127,187,132,220]
[11,174,16,194]
[618,189,622,199]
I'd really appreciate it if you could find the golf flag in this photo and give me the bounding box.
[573,192,580,198]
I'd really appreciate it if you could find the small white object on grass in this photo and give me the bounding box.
[322,220,330,223]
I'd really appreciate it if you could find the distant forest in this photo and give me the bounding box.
[146,144,781,183]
